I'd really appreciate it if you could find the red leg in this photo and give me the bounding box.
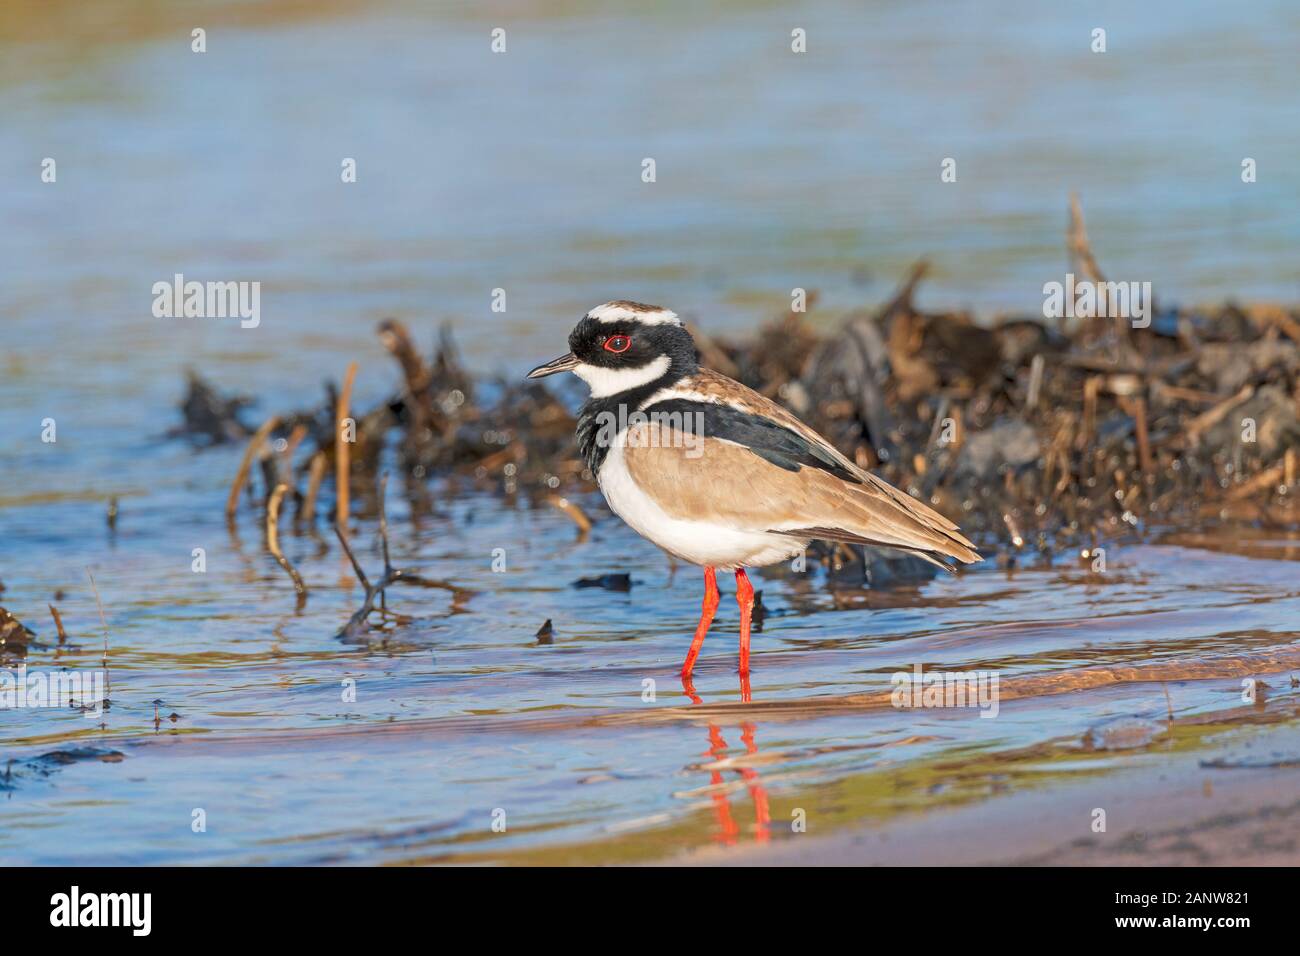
[741,722,771,843]
[706,725,739,845]
[681,567,719,680]
[735,568,755,678]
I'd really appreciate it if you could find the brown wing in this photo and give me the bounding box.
[623,421,981,567]
[667,370,979,557]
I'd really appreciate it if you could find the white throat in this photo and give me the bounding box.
[573,354,672,398]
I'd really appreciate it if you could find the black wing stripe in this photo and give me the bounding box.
[641,398,863,484]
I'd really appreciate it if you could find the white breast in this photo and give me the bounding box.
[597,440,808,570]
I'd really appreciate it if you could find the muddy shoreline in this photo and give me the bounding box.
[680,723,1300,866]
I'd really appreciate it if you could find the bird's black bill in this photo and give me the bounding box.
[526,353,579,379]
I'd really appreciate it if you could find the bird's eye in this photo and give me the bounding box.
[603,335,632,354]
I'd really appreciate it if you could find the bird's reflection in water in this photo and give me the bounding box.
[683,675,771,846]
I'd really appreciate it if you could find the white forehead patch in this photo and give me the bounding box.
[573,355,672,398]
[587,301,680,327]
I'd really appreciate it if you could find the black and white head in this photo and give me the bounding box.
[527,301,698,397]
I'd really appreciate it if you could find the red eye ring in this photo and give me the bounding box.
[603,335,632,354]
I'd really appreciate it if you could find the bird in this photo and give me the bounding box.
[528,300,981,698]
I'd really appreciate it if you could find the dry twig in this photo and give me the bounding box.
[48,604,67,643]
[336,362,358,535]
[547,495,593,538]
[301,450,327,525]
[267,483,307,604]
[335,474,407,640]
[226,415,280,518]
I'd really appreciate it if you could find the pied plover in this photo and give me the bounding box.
[528,301,981,695]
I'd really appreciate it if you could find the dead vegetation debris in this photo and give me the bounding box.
[572,573,633,592]
[0,606,35,658]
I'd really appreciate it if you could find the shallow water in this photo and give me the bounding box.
[3,469,1299,864]
[3,0,1300,864]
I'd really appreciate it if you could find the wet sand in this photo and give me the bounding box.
[679,710,1300,866]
